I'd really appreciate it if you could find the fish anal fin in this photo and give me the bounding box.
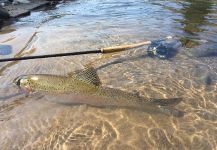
[68,67,101,86]
[149,98,182,106]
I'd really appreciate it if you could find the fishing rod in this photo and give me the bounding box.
[0,36,174,62]
[0,40,151,62]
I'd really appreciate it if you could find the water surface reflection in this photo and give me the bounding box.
[179,0,214,48]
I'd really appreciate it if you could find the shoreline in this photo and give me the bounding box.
[0,0,61,28]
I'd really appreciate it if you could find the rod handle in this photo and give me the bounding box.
[100,40,151,53]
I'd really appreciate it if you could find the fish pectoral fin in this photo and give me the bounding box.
[68,66,101,86]
[158,106,185,117]
[148,98,182,106]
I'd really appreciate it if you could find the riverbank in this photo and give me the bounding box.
[0,0,61,28]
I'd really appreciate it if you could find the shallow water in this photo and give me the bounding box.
[0,0,217,149]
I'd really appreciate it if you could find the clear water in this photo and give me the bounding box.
[0,0,217,149]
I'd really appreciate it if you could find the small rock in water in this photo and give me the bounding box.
[197,111,217,121]
[191,43,217,57]
[205,75,212,85]
[193,65,215,86]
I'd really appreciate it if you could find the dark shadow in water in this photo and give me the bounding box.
[0,45,12,55]
[96,53,149,71]
[178,0,213,48]
[44,94,184,118]
[95,50,176,71]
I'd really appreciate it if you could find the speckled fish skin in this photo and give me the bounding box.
[13,67,184,117]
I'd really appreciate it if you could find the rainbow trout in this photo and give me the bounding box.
[13,67,184,117]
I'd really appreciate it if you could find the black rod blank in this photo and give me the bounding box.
[0,50,101,62]
[0,38,156,62]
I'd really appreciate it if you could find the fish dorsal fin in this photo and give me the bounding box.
[68,67,101,86]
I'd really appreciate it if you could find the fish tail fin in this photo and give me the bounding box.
[158,106,184,117]
[150,98,182,106]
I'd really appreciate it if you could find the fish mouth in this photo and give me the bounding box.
[13,76,21,87]
[13,75,27,87]
[13,75,33,94]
